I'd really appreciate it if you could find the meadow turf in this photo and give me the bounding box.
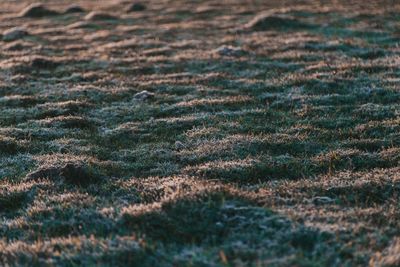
[1,0,400,266]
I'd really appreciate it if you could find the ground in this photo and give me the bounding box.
[0,0,400,266]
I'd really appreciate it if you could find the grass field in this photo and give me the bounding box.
[1,0,400,266]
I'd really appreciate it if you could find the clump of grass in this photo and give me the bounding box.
[0,95,40,107]
[36,100,93,119]
[351,48,386,59]
[122,192,278,245]
[186,156,312,182]
[245,13,315,31]
[0,135,19,154]
[61,162,104,186]
[39,115,96,130]
[122,192,270,242]
[121,191,338,265]
[25,161,104,187]
[0,189,30,212]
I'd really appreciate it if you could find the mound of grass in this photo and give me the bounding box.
[25,162,104,187]
[0,190,31,212]
[61,162,104,186]
[246,13,315,31]
[19,3,58,18]
[0,136,19,154]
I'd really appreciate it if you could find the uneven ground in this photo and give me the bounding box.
[1,0,400,266]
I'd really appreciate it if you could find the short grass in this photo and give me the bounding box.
[1,0,400,266]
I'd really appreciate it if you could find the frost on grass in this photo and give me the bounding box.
[0,0,399,265]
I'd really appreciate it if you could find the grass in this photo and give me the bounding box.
[0,0,400,266]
